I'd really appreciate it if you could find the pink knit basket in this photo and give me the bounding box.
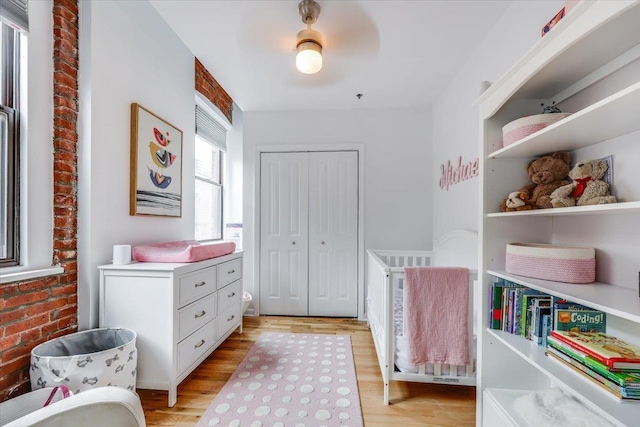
[502,113,572,147]
[505,243,595,284]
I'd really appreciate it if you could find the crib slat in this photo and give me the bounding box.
[434,364,441,376]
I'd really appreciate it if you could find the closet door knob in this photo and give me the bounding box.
[292,241,296,245]
[321,241,325,245]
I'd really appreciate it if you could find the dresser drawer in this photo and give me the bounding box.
[217,258,241,289]
[178,319,216,375]
[178,292,217,341]
[178,267,216,307]
[218,280,241,313]
[218,302,241,338]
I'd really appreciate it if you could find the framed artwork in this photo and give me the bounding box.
[130,103,183,217]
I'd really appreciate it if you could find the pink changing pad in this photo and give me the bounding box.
[132,240,236,263]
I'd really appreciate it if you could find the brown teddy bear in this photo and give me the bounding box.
[550,159,617,207]
[499,151,571,211]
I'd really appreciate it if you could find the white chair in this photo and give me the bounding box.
[2,387,146,427]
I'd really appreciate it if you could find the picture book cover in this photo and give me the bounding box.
[554,308,606,333]
[550,330,640,369]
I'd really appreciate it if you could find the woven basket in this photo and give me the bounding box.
[502,113,572,147]
[505,243,595,284]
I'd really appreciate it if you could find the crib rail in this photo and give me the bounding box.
[367,249,477,405]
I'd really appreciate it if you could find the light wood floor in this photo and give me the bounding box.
[138,316,476,426]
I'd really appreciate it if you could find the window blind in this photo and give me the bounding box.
[0,0,28,33]
[195,105,227,152]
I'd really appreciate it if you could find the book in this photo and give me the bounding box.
[541,314,551,347]
[532,303,551,345]
[547,335,640,388]
[523,294,551,340]
[550,330,640,370]
[553,300,606,332]
[546,348,640,399]
[517,289,547,336]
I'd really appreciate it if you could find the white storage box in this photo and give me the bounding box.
[30,328,137,394]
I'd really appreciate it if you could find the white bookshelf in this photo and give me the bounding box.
[477,2,640,426]
[488,270,640,323]
[488,82,640,159]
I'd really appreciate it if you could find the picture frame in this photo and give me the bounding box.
[130,103,183,217]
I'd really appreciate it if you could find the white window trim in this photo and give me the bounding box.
[0,1,57,282]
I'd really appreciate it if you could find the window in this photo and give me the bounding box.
[194,103,228,242]
[195,136,223,241]
[1,22,21,267]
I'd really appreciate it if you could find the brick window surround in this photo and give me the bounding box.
[195,58,233,124]
[0,0,79,401]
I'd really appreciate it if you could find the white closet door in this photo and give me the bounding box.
[259,153,309,316]
[308,151,358,317]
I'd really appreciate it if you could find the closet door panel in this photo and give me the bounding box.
[308,151,358,317]
[259,153,309,316]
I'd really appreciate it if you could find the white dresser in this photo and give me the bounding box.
[98,251,243,407]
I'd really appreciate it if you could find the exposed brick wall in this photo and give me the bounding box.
[195,58,234,124]
[0,0,79,402]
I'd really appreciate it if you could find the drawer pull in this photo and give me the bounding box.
[227,269,235,274]
[194,281,206,288]
[194,339,206,349]
[195,310,206,318]
[228,292,235,298]
[227,314,235,322]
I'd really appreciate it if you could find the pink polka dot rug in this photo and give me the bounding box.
[196,332,364,427]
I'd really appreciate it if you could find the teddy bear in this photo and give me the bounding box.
[550,159,617,207]
[499,151,571,212]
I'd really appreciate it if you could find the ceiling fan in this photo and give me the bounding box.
[236,0,380,81]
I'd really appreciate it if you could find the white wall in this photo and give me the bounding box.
[79,0,196,328]
[431,0,563,237]
[242,108,433,313]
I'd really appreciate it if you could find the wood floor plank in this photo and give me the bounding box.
[138,316,476,426]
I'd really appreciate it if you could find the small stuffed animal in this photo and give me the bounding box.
[501,191,532,211]
[499,151,571,211]
[550,159,617,207]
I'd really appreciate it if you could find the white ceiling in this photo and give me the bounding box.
[150,0,511,112]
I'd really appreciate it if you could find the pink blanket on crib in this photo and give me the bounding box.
[404,267,470,366]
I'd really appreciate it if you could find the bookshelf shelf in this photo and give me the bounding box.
[488,270,640,323]
[478,2,640,426]
[488,82,640,159]
[486,201,640,218]
[488,329,639,427]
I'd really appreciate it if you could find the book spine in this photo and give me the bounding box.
[513,288,523,336]
[491,283,502,330]
[541,314,551,347]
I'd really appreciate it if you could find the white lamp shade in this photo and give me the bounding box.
[296,42,323,74]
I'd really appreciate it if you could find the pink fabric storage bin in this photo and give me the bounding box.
[505,243,595,284]
[502,113,572,147]
[133,240,236,263]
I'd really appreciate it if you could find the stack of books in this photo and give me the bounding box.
[490,279,551,341]
[546,330,640,400]
[489,280,608,349]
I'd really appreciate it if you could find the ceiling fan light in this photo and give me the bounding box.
[296,41,323,74]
